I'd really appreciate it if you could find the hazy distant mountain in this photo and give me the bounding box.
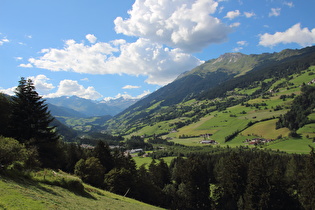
[46,95,140,117]
[48,103,87,118]
[101,97,139,110]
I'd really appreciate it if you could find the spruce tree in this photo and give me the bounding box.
[93,140,114,173]
[0,93,11,136]
[300,147,315,209]
[9,77,60,168]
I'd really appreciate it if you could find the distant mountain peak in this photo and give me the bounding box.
[213,52,245,64]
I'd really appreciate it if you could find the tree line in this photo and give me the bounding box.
[1,78,315,209]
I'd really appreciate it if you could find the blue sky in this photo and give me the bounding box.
[1,0,315,101]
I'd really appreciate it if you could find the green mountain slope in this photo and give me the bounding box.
[133,66,315,153]
[0,171,162,210]
[104,46,315,138]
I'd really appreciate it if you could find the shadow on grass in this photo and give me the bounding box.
[1,170,96,200]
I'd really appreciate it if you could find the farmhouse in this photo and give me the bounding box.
[200,140,218,144]
[129,148,143,154]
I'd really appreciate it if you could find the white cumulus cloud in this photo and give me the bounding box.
[259,23,315,47]
[0,87,16,96]
[224,10,240,19]
[27,74,55,94]
[86,34,97,43]
[105,38,204,85]
[21,36,203,86]
[122,85,141,89]
[244,11,255,18]
[237,41,248,46]
[114,0,232,52]
[19,63,33,68]
[45,79,103,100]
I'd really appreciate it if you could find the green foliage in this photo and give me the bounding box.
[125,136,153,150]
[148,159,171,189]
[299,147,315,209]
[277,85,315,130]
[32,169,85,194]
[0,94,11,136]
[0,137,28,167]
[7,78,61,168]
[0,173,162,210]
[104,168,134,196]
[9,78,58,143]
[74,157,105,187]
[93,140,114,173]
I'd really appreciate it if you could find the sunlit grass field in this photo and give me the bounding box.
[240,119,290,139]
[0,171,162,210]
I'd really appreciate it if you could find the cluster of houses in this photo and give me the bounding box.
[243,138,275,145]
[199,133,218,144]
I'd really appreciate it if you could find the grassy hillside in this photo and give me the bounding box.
[105,46,315,136]
[126,66,315,154]
[0,170,162,210]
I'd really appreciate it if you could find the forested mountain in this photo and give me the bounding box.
[105,46,315,134]
[1,47,315,210]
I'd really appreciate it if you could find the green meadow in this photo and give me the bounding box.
[0,171,162,210]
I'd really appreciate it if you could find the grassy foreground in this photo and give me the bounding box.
[0,171,163,210]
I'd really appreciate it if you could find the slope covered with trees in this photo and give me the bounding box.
[104,46,315,136]
[1,46,315,209]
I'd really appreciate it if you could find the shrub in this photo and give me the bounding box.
[0,136,28,168]
[74,157,105,187]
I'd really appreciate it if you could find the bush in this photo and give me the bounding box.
[32,169,85,194]
[0,136,28,168]
[74,157,105,187]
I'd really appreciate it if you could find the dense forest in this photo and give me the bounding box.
[1,77,315,209]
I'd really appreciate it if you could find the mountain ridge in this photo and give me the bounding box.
[104,46,315,135]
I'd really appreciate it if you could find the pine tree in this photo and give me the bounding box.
[149,159,171,189]
[299,147,315,209]
[0,93,11,136]
[93,140,114,173]
[9,78,60,168]
[216,152,247,209]
[244,155,270,210]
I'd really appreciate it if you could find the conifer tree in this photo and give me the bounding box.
[0,93,11,136]
[9,77,60,168]
[299,147,315,209]
[93,140,114,173]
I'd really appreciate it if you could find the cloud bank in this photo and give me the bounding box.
[19,0,236,88]
[259,23,315,47]
[103,90,151,102]
[22,37,204,86]
[45,79,103,100]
